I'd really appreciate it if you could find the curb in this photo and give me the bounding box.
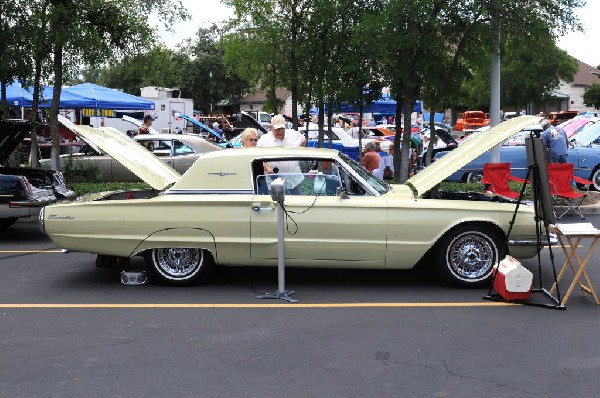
[579,204,600,215]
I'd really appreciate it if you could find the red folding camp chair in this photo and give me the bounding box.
[547,163,593,219]
[482,163,528,200]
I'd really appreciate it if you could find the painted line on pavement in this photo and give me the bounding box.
[0,250,62,253]
[0,302,519,309]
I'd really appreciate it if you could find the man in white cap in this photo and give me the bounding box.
[257,114,306,193]
[257,114,305,148]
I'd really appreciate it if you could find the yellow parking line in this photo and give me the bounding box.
[0,302,519,309]
[0,250,62,253]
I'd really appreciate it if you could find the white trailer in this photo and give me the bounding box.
[89,87,194,134]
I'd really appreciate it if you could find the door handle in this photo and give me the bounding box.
[252,205,274,215]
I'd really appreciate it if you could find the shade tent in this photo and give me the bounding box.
[6,81,96,108]
[40,86,97,108]
[4,81,135,109]
[5,81,34,107]
[311,98,422,114]
[64,83,155,110]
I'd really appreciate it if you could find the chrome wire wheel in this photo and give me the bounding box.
[446,232,497,281]
[151,248,203,281]
[592,168,600,191]
[465,171,483,184]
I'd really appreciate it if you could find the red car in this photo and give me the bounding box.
[455,111,490,132]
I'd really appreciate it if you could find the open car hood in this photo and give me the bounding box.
[66,124,181,190]
[0,119,31,162]
[407,116,541,196]
[573,120,600,146]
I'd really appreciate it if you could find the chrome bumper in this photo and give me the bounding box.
[508,234,558,246]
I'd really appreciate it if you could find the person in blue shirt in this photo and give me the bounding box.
[540,119,568,163]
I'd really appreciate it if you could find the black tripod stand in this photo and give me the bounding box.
[483,136,564,309]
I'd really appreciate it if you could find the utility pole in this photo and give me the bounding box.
[489,2,501,163]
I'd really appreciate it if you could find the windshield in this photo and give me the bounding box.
[339,152,389,194]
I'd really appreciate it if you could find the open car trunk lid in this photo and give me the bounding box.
[66,124,181,190]
[0,120,31,162]
[407,116,541,196]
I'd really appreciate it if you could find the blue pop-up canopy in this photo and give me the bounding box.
[5,80,100,108]
[5,81,33,107]
[64,83,155,110]
[311,96,422,114]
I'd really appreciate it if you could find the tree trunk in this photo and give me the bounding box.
[400,96,414,182]
[1,80,9,119]
[49,41,63,171]
[304,101,311,143]
[291,81,298,130]
[393,95,402,182]
[30,59,43,168]
[317,97,325,148]
[358,101,364,163]
[327,98,333,149]
[425,107,436,166]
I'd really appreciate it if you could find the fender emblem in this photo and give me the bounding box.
[48,215,75,220]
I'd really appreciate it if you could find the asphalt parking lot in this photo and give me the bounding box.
[1,216,600,397]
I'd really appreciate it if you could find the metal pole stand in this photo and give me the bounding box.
[256,200,298,303]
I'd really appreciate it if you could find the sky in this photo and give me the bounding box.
[155,0,600,68]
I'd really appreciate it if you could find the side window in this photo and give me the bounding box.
[252,158,342,196]
[152,140,172,156]
[173,140,195,155]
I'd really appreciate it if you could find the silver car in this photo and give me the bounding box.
[40,132,221,182]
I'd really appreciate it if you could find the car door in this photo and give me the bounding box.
[250,157,387,267]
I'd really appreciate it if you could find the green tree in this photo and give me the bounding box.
[583,83,600,109]
[44,0,188,169]
[459,20,577,111]
[80,45,188,95]
[181,27,250,114]
[223,0,315,127]
[0,1,31,118]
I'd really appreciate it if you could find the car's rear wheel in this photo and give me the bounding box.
[0,218,18,229]
[144,248,213,285]
[465,171,483,184]
[434,224,504,287]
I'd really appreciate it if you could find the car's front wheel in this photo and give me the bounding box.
[144,248,213,285]
[434,225,504,287]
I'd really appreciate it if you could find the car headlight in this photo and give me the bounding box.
[38,206,46,235]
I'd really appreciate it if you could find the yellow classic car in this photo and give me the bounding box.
[40,117,543,287]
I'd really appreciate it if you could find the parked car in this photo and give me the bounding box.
[40,131,221,182]
[1,119,76,229]
[549,110,578,126]
[40,117,544,287]
[300,125,392,156]
[440,120,600,189]
[455,111,490,132]
[419,124,458,160]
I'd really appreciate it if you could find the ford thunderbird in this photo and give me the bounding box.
[40,117,544,287]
